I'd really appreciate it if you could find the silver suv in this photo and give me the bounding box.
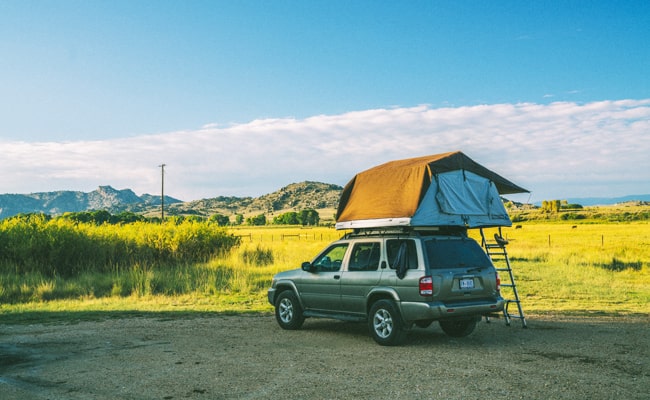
[268,229,504,345]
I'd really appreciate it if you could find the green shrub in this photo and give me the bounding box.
[560,213,586,220]
[241,245,274,266]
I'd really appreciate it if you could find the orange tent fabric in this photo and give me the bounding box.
[336,151,528,223]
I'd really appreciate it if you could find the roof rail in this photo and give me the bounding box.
[343,225,468,239]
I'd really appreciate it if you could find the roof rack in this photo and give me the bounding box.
[343,225,468,239]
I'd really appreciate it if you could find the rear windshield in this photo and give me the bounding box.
[424,238,490,269]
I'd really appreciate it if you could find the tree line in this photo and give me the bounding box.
[6,207,321,228]
[211,209,320,227]
[541,200,584,212]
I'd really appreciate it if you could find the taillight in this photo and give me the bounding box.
[419,276,433,296]
[496,272,501,292]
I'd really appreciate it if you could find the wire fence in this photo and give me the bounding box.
[236,232,344,242]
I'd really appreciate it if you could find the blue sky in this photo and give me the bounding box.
[1,1,649,203]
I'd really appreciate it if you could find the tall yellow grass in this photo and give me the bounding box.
[1,223,648,316]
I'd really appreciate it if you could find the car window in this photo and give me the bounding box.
[386,239,418,270]
[312,243,349,272]
[424,238,490,269]
[348,242,381,271]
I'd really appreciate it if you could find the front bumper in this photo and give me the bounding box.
[267,287,276,306]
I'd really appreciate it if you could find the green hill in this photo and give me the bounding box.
[162,181,343,221]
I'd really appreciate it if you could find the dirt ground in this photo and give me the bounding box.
[0,313,648,400]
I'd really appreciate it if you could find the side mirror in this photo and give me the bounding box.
[301,261,314,272]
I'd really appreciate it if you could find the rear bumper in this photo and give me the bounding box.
[399,297,505,322]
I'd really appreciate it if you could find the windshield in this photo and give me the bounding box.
[424,238,490,269]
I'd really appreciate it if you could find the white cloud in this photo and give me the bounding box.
[1,99,649,202]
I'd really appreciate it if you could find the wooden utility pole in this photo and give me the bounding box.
[159,164,166,221]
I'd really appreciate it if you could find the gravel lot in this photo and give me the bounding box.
[1,313,648,399]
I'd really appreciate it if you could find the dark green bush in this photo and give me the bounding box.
[560,213,586,220]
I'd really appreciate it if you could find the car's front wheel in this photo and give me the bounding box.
[274,291,305,330]
[439,318,477,337]
[368,300,406,346]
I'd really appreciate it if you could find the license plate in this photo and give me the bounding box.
[460,278,475,289]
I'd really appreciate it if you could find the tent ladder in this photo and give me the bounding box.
[480,227,527,328]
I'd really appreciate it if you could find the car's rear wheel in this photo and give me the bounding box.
[368,300,406,346]
[439,318,477,337]
[275,291,305,330]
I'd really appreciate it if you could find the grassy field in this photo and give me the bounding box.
[1,221,648,320]
[473,223,649,315]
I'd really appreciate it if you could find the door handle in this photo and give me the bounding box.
[334,275,340,280]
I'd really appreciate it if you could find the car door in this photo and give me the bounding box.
[383,238,423,302]
[338,241,382,315]
[297,242,349,312]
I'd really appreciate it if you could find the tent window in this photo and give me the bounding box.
[435,170,494,216]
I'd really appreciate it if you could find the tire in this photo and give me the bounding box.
[439,318,477,338]
[368,300,406,346]
[274,291,305,330]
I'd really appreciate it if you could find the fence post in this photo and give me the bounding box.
[548,234,551,247]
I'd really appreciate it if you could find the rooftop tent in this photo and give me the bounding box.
[335,151,529,230]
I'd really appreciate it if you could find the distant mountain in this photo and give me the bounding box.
[0,181,342,220]
[3,182,645,220]
[0,186,182,219]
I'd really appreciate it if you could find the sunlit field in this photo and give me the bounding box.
[1,220,648,318]
[473,223,649,315]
